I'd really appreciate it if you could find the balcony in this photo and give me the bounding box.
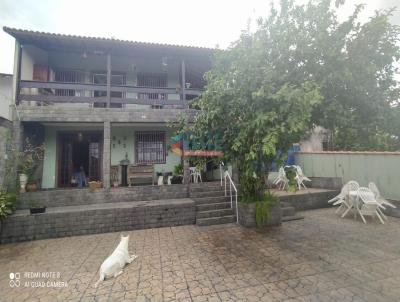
[17,80,202,107]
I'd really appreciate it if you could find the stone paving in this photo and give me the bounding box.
[1,208,400,302]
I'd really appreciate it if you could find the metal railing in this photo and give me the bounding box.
[220,162,238,223]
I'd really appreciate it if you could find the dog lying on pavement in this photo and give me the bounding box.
[95,234,137,288]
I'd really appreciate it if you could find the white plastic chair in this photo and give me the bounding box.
[329,181,359,215]
[357,187,385,224]
[339,181,360,217]
[189,167,202,183]
[369,182,396,210]
[294,165,311,189]
[273,167,288,190]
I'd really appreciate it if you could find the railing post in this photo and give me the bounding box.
[106,54,111,108]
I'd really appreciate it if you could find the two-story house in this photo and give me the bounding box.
[4,27,213,190]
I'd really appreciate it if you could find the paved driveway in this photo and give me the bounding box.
[1,208,400,302]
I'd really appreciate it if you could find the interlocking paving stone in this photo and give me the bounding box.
[1,208,400,301]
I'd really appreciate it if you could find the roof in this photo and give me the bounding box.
[0,73,12,78]
[3,27,214,58]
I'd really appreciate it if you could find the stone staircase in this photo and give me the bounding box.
[190,182,236,226]
[281,201,304,222]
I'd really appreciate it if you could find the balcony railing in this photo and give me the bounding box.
[17,80,202,106]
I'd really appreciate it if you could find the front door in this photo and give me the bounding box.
[58,132,103,187]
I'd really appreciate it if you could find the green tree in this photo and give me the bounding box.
[192,24,322,197]
[256,0,400,150]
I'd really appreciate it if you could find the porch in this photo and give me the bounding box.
[22,121,196,190]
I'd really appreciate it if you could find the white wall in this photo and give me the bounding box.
[0,74,13,120]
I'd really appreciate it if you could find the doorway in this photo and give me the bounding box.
[57,132,103,187]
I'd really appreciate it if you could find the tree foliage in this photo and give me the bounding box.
[192,0,400,196]
[258,0,400,150]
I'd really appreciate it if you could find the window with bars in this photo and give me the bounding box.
[135,132,166,164]
[137,72,167,101]
[54,69,84,96]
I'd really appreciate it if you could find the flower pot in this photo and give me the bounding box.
[19,174,28,193]
[113,181,119,188]
[171,176,183,184]
[89,181,102,192]
[238,200,281,227]
[30,207,46,214]
[26,182,38,192]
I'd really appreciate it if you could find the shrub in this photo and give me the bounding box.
[0,189,17,220]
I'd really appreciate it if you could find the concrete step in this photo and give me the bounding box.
[196,202,232,211]
[281,215,304,222]
[196,208,234,219]
[190,190,226,198]
[196,215,236,226]
[281,206,296,217]
[193,196,230,205]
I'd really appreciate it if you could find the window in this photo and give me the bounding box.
[92,72,125,108]
[136,132,166,164]
[54,69,83,96]
[137,72,167,101]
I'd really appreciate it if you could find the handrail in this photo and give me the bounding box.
[224,169,238,223]
[219,161,224,187]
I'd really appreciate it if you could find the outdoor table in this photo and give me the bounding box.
[349,190,375,219]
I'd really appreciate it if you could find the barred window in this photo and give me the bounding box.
[135,132,166,164]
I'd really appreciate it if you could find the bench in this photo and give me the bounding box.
[128,165,154,186]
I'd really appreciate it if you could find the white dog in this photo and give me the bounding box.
[94,234,137,288]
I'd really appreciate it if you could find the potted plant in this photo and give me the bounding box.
[26,174,39,192]
[111,170,119,188]
[171,163,183,184]
[29,200,46,214]
[238,191,281,227]
[17,138,44,193]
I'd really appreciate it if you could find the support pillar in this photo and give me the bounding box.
[102,121,111,189]
[183,156,190,197]
[10,108,23,191]
[106,54,111,108]
[181,60,186,107]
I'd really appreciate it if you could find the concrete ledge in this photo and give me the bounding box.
[277,189,339,211]
[17,106,197,123]
[0,198,195,244]
[308,177,342,190]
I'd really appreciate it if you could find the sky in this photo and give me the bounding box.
[0,0,399,74]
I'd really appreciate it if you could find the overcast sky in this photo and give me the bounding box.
[0,0,399,74]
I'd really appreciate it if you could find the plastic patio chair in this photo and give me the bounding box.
[273,167,288,190]
[330,181,359,215]
[339,181,360,218]
[294,165,311,190]
[369,182,396,210]
[356,187,385,224]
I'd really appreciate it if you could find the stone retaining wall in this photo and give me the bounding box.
[0,199,195,244]
[17,184,189,209]
[279,190,339,211]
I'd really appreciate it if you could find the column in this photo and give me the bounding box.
[106,54,111,108]
[10,108,23,191]
[181,60,186,107]
[183,156,190,197]
[102,121,111,189]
